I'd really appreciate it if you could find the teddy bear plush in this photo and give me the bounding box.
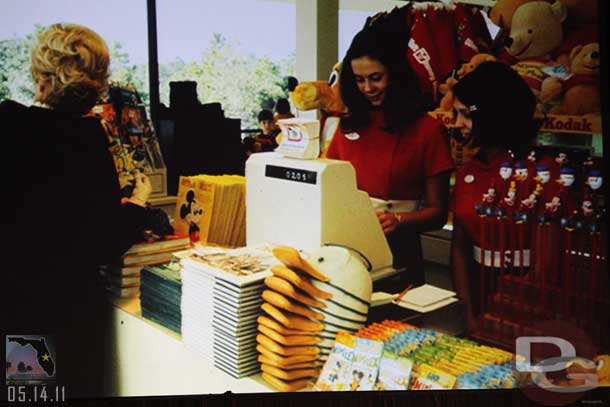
[490,0,596,30]
[490,0,598,67]
[438,53,497,111]
[507,1,567,99]
[541,42,600,115]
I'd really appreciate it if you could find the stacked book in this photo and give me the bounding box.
[174,175,246,248]
[140,261,183,334]
[180,246,279,378]
[101,235,191,299]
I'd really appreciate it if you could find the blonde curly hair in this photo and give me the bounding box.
[31,23,109,114]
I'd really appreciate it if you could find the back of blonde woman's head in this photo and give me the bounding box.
[31,23,109,114]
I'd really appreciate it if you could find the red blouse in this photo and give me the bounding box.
[325,111,454,201]
[453,152,513,245]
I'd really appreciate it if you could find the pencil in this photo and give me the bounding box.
[394,283,413,303]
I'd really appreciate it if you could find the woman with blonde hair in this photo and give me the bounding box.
[0,24,151,398]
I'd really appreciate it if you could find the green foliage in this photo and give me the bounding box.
[0,28,41,105]
[161,33,295,128]
[0,29,295,129]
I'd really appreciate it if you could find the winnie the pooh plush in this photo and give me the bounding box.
[507,1,567,98]
[490,0,596,30]
[541,43,600,115]
[490,0,598,66]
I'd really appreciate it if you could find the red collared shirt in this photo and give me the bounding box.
[325,111,454,201]
[453,152,514,245]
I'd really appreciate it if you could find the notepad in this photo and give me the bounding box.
[398,284,456,307]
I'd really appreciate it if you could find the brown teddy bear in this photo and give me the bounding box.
[541,43,600,115]
[490,0,596,30]
[490,0,598,67]
[507,1,567,99]
[438,53,497,111]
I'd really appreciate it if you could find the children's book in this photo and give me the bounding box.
[374,350,413,391]
[315,332,355,391]
[345,337,384,391]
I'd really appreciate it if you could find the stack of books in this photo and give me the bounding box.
[140,261,183,334]
[180,246,279,378]
[101,235,190,299]
[174,175,246,248]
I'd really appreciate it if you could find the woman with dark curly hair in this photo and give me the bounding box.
[325,26,454,287]
[0,23,151,398]
[450,61,541,334]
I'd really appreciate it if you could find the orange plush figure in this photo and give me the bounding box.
[290,63,346,157]
[438,53,497,112]
[593,355,610,386]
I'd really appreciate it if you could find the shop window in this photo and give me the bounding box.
[0,0,149,107]
[156,0,296,129]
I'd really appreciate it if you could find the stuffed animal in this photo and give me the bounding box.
[490,0,598,67]
[593,354,610,386]
[490,0,595,30]
[292,63,345,114]
[507,1,567,99]
[541,43,600,115]
[291,63,346,156]
[438,53,497,111]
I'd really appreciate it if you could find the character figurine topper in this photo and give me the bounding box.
[499,162,513,181]
[483,186,497,205]
[556,167,579,230]
[581,170,605,230]
[179,189,203,243]
[555,151,568,166]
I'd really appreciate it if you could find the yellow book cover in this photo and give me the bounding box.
[193,176,216,245]
[200,175,224,246]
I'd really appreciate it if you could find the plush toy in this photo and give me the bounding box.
[507,1,567,99]
[438,53,497,111]
[541,43,600,115]
[490,0,595,30]
[291,63,346,157]
[593,354,610,386]
[292,63,345,114]
[490,0,598,67]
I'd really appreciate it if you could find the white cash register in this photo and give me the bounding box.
[245,152,398,281]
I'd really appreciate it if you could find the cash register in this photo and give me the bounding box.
[245,152,398,281]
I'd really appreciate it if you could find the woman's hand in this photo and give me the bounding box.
[376,211,402,234]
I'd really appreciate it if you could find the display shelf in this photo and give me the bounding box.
[107,299,273,396]
[428,109,603,135]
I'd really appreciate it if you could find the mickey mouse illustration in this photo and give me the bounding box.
[180,190,203,243]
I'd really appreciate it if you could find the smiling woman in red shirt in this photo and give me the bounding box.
[325,26,454,288]
[450,62,541,334]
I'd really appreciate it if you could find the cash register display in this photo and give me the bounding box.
[265,165,317,185]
